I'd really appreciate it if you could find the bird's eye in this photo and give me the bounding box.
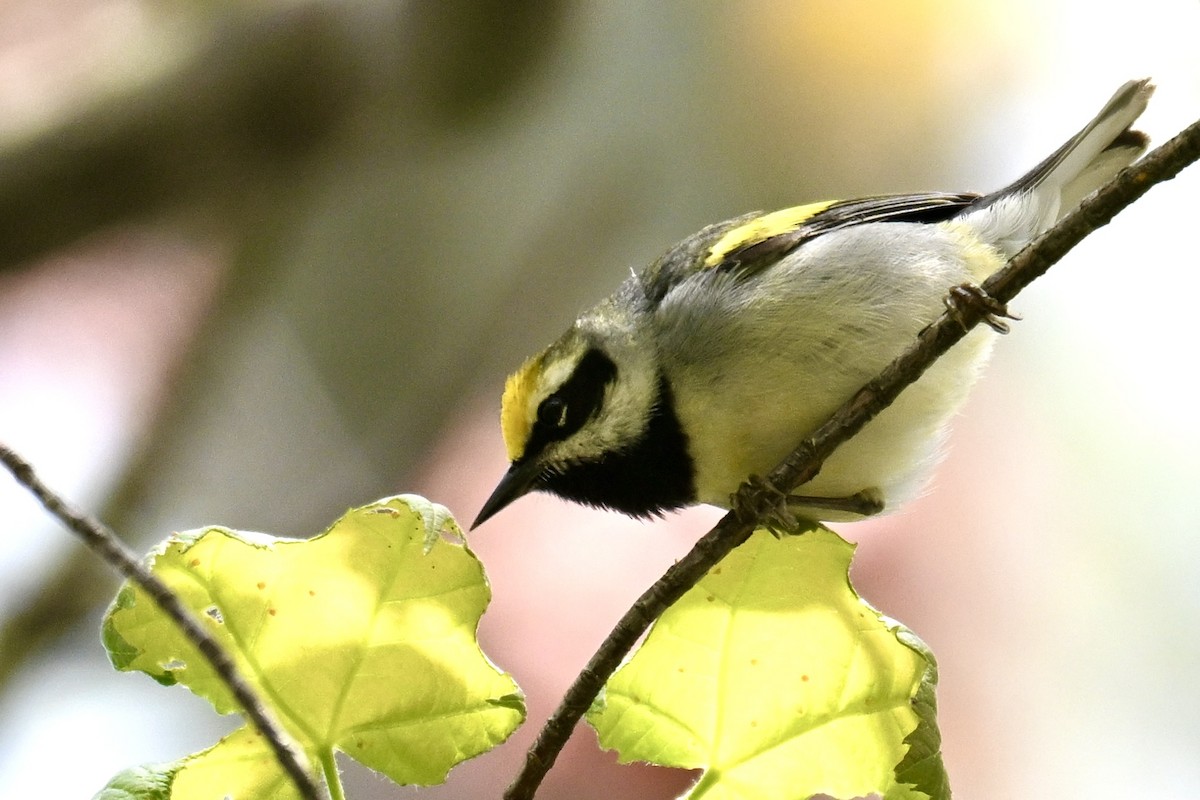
[537,396,567,428]
[520,349,616,455]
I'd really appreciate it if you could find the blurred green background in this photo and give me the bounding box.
[1,1,1198,798]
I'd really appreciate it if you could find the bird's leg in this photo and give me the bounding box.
[734,478,883,536]
[944,283,1019,334]
[788,488,884,518]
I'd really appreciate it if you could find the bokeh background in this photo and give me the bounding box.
[2,2,1199,798]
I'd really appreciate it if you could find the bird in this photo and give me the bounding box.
[472,79,1153,530]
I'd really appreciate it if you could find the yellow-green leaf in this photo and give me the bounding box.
[168,727,297,799]
[96,728,296,800]
[587,528,943,800]
[100,495,524,795]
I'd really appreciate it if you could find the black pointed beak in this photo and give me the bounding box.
[472,460,541,529]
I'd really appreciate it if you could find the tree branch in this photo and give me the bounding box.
[0,445,326,800]
[504,112,1200,800]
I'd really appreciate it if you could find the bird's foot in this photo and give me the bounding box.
[944,283,1019,334]
[733,479,884,536]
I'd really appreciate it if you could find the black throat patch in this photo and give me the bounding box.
[536,375,696,518]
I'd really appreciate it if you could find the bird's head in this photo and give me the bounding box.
[473,310,692,527]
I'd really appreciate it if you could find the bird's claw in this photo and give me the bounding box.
[944,283,1019,334]
[733,475,802,537]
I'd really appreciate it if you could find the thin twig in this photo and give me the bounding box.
[504,113,1200,800]
[0,445,325,800]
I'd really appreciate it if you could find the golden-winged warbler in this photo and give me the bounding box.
[474,80,1152,529]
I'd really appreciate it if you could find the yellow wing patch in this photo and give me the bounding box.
[703,200,834,268]
[500,351,546,462]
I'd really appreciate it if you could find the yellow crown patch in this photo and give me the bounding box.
[704,201,834,268]
[500,351,546,461]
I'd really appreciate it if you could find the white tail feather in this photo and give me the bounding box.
[962,79,1153,258]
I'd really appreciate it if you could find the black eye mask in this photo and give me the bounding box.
[525,348,617,457]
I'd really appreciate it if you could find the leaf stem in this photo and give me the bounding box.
[320,751,345,800]
[0,444,326,800]
[503,109,1200,800]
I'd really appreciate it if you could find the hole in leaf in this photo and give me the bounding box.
[369,507,400,518]
[161,659,186,671]
[205,605,224,624]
